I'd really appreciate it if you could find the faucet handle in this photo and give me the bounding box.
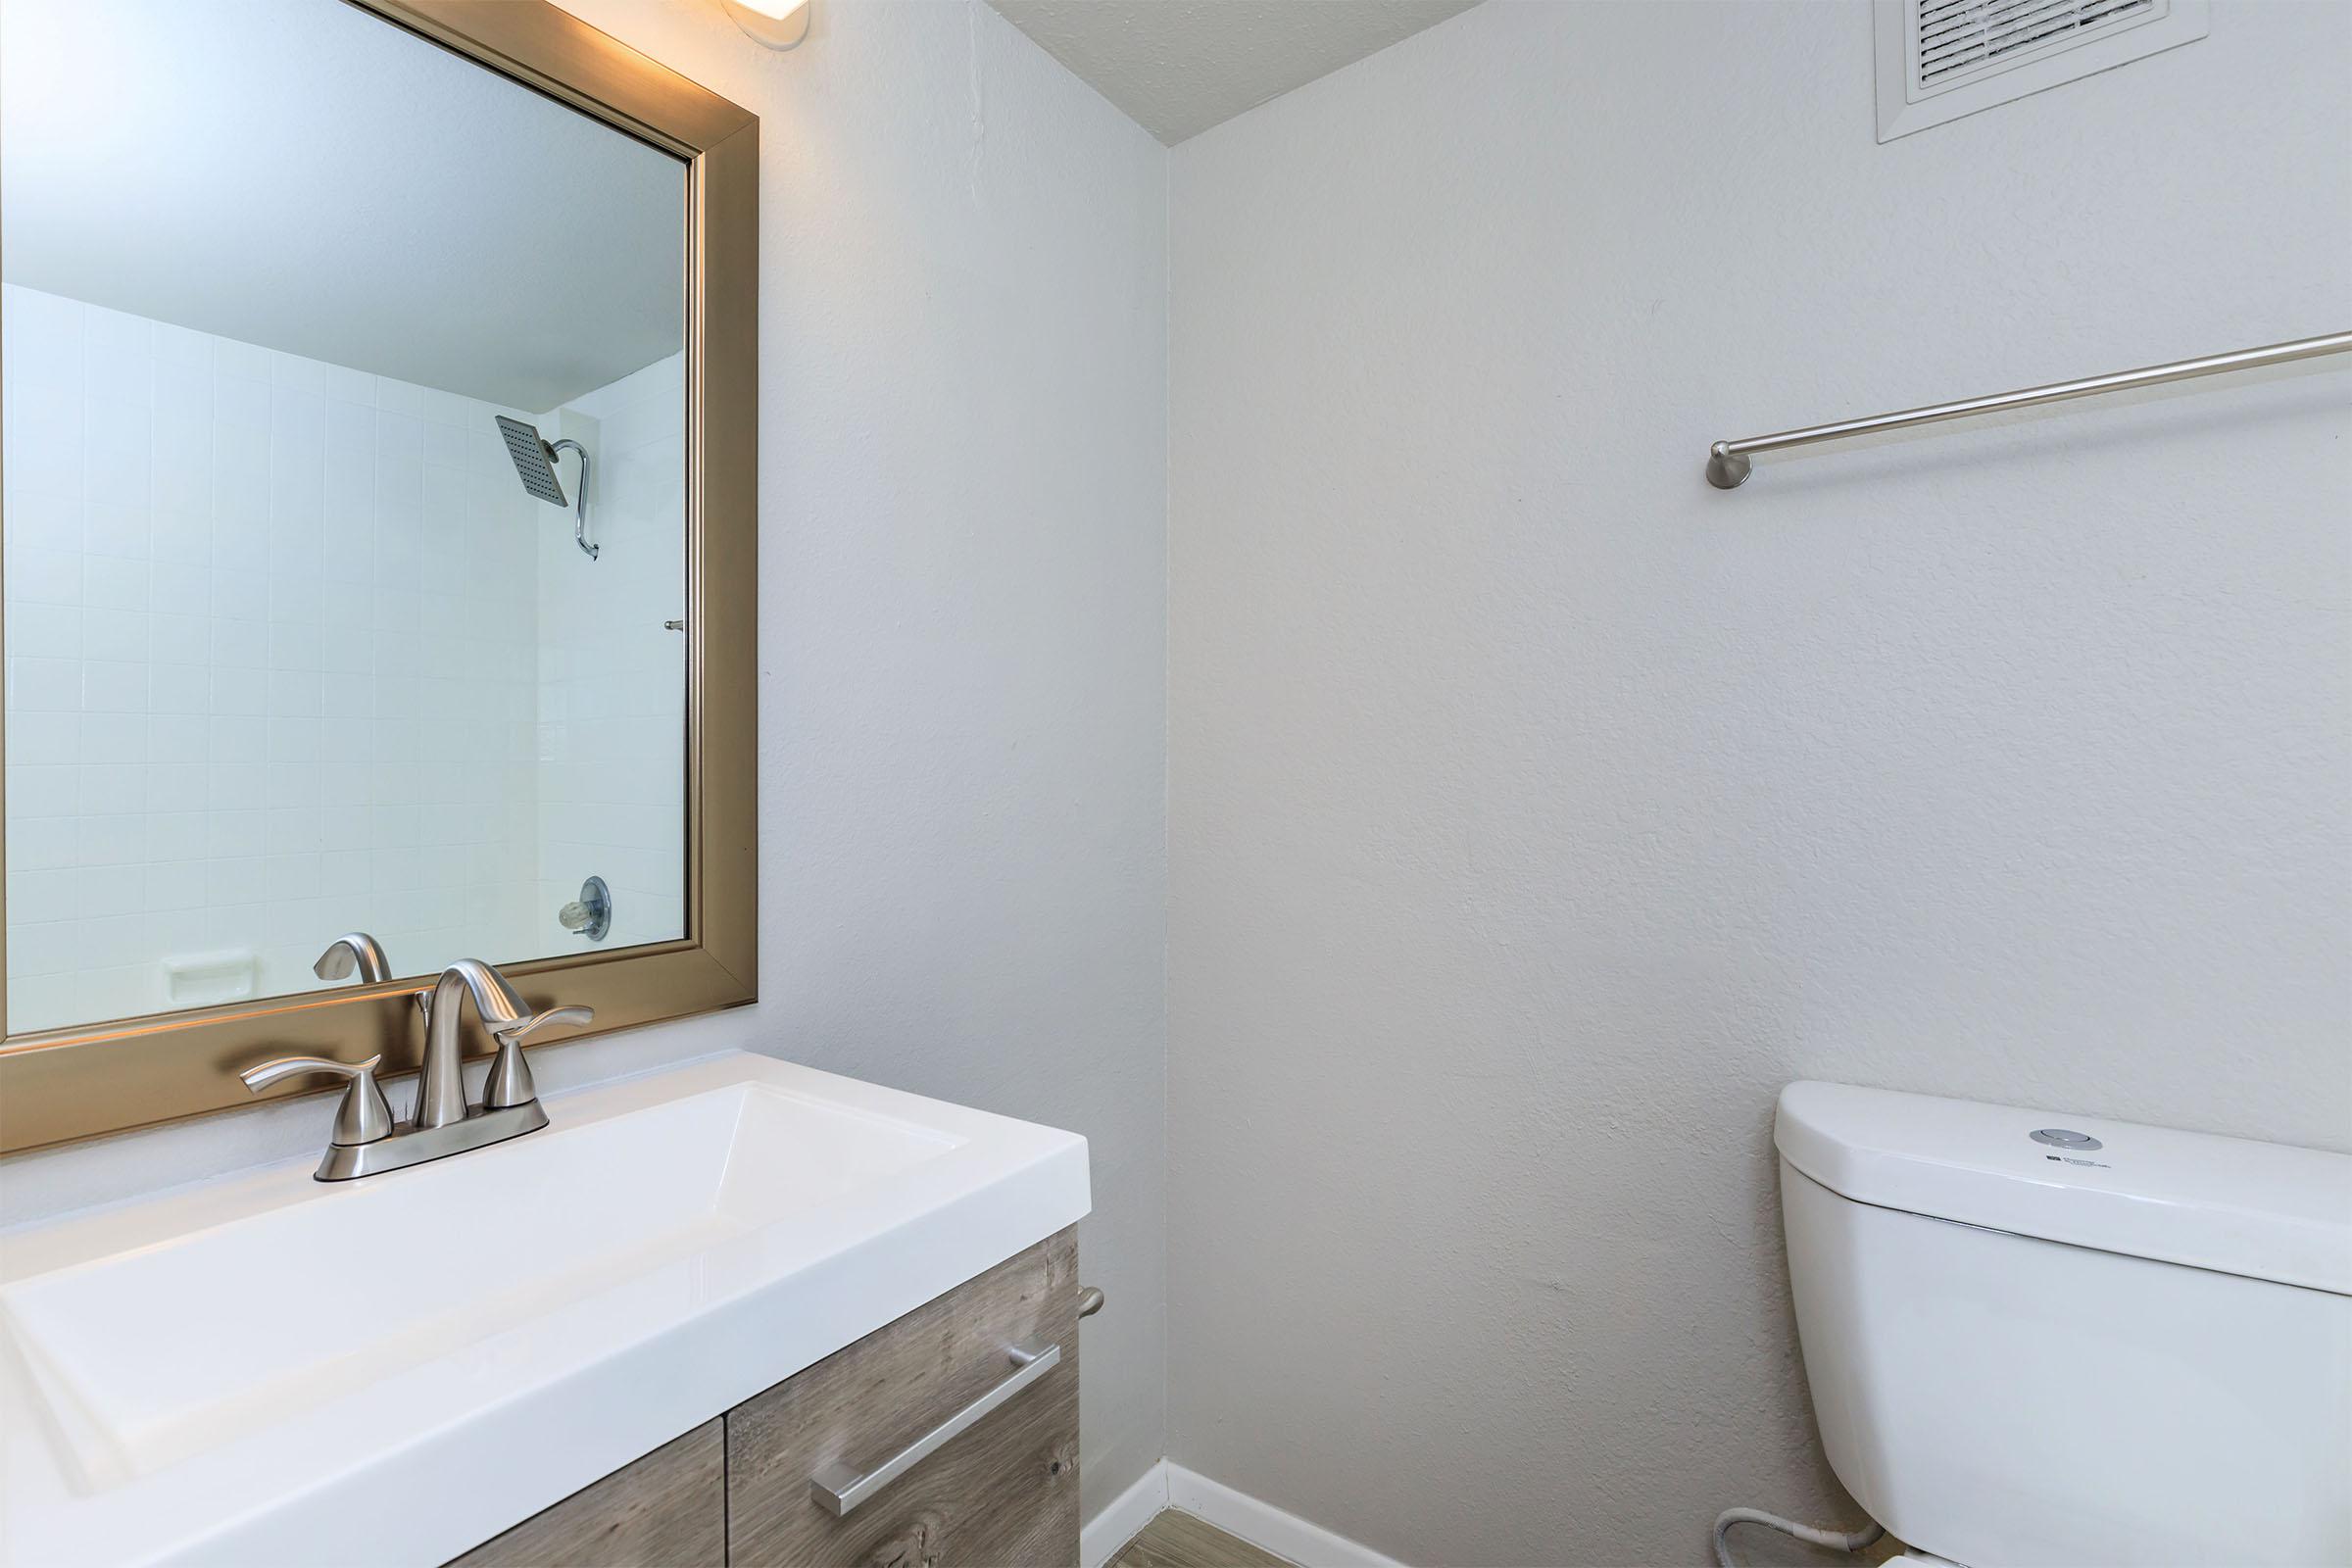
[495,1005,596,1046]
[239,1054,394,1147]
[483,1005,595,1110]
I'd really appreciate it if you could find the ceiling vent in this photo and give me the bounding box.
[1874,0,2208,141]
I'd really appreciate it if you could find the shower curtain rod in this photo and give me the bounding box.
[1704,330,2352,489]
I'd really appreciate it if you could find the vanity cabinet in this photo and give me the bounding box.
[451,1423,727,1568]
[447,1231,1080,1568]
[728,1227,1081,1567]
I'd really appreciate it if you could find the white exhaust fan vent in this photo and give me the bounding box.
[1874,0,2208,141]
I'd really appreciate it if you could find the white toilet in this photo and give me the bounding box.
[1776,1081,2352,1568]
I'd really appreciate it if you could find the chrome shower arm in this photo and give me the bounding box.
[549,438,597,560]
[491,414,599,562]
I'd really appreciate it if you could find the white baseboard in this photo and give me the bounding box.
[1165,1464,1405,1568]
[1082,1458,1403,1568]
[1081,1459,1169,1568]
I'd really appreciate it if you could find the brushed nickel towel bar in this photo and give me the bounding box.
[1705,330,2352,489]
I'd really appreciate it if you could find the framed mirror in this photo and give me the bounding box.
[0,0,758,1152]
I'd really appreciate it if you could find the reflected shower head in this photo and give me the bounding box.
[495,416,566,505]
[494,415,598,560]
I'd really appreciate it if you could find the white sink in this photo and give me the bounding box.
[0,1052,1090,1567]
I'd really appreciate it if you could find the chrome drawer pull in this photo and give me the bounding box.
[808,1339,1061,1517]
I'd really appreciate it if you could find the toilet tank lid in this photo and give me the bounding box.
[1775,1082,2352,1296]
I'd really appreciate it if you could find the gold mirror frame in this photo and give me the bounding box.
[0,0,758,1154]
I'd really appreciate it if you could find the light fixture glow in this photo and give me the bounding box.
[719,0,811,50]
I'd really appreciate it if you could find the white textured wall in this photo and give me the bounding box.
[555,2,1172,1506]
[1166,3,2351,1564]
[2,283,543,1030]
[0,0,1170,1516]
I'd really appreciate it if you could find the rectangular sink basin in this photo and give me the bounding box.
[0,1052,1090,1567]
[6,1081,952,1487]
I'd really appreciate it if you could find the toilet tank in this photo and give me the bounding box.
[1775,1082,2352,1568]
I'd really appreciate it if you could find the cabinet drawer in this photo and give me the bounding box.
[727,1229,1080,1568]
[449,1419,725,1568]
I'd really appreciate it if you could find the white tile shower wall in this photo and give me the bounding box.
[533,351,687,955]
[1,282,543,1030]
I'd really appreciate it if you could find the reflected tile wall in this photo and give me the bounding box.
[534,351,688,954]
[2,282,543,1031]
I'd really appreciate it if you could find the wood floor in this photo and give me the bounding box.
[1108,1509,1294,1568]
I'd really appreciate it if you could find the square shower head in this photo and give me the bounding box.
[495,415,568,507]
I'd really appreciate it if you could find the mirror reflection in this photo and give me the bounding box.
[2,0,691,1034]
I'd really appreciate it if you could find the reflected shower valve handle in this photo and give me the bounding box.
[558,876,612,942]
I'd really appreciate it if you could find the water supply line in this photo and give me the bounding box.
[1713,1507,1885,1568]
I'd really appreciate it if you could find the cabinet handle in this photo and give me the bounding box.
[808,1340,1061,1517]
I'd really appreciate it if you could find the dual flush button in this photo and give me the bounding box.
[2031,1127,2104,1152]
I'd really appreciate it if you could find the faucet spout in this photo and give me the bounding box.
[313,931,393,985]
[415,959,528,1130]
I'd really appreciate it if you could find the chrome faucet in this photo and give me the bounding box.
[313,931,394,986]
[313,929,431,1018]
[241,956,594,1182]
[416,958,528,1129]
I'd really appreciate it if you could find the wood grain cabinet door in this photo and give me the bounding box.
[726,1230,1081,1568]
[448,1420,726,1568]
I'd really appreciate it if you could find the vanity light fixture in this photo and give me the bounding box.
[719,0,810,50]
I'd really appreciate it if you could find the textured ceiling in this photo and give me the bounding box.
[1,0,683,411]
[986,0,1485,145]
